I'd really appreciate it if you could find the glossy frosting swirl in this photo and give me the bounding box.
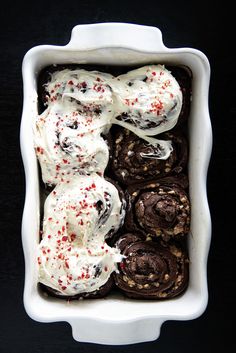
[38,175,124,296]
[45,69,115,129]
[34,105,109,185]
[113,65,183,136]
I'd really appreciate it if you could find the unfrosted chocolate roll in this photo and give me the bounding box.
[114,233,189,299]
[125,176,190,241]
[110,127,188,185]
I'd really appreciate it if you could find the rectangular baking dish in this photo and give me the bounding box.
[20,22,212,345]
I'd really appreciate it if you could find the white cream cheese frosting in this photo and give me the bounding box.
[45,66,182,137]
[111,65,182,158]
[112,65,183,136]
[45,69,115,131]
[34,65,183,184]
[38,175,124,295]
[34,103,109,185]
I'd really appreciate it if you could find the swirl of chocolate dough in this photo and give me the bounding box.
[125,176,190,241]
[103,176,127,242]
[114,233,189,299]
[110,127,188,185]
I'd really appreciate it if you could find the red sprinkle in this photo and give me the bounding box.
[81,81,87,88]
[70,233,76,241]
[120,262,125,269]
[36,147,44,154]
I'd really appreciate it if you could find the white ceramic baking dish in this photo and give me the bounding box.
[20,23,212,345]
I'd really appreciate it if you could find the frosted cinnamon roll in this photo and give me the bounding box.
[34,106,109,185]
[112,65,183,137]
[125,176,190,241]
[110,127,188,185]
[34,68,117,185]
[37,175,124,298]
[114,233,189,299]
[37,65,189,162]
[43,68,115,129]
[39,276,114,300]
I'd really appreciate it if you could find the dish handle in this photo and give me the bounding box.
[66,23,167,52]
[69,317,164,345]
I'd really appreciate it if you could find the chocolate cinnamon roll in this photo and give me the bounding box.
[112,65,183,136]
[125,176,190,241]
[110,127,188,185]
[34,107,110,186]
[114,233,189,299]
[39,275,114,300]
[37,175,124,298]
[104,176,127,242]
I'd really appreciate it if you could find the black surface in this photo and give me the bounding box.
[0,1,235,352]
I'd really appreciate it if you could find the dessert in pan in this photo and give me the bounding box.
[114,233,189,299]
[34,63,191,300]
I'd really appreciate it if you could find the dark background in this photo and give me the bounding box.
[0,1,235,352]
